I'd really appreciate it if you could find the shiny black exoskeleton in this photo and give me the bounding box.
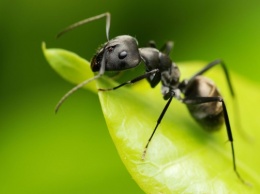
[56,12,247,184]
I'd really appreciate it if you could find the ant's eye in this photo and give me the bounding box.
[118,51,127,59]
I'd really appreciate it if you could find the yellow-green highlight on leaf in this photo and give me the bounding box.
[42,44,260,193]
[42,42,96,93]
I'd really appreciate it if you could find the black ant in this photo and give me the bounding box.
[56,12,247,184]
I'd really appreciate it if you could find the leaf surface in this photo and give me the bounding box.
[42,43,260,193]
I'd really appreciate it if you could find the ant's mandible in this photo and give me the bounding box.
[55,12,247,184]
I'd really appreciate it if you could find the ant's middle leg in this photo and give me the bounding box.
[142,93,174,160]
[183,96,247,185]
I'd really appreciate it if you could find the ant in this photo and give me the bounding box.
[56,12,247,184]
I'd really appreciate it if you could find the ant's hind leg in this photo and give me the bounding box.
[186,59,234,96]
[183,96,249,185]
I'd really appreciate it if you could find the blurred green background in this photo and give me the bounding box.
[1,0,260,193]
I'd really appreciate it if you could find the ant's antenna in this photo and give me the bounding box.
[57,12,111,40]
[55,12,111,113]
[55,57,106,113]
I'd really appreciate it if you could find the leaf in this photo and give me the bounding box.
[42,43,260,193]
[42,42,96,92]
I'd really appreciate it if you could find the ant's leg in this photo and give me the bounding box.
[184,60,249,140]
[147,40,157,48]
[147,41,174,56]
[183,96,248,185]
[186,59,234,96]
[160,41,174,56]
[142,93,174,160]
[98,69,159,91]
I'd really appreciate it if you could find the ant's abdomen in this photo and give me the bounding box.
[184,76,224,131]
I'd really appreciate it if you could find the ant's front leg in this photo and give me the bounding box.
[98,69,159,91]
[159,41,174,56]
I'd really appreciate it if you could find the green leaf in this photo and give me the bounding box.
[42,42,96,92]
[42,43,260,193]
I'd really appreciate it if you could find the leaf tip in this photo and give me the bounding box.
[41,41,46,51]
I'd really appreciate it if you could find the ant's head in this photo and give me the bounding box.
[91,35,141,72]
[55,13,143,113]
